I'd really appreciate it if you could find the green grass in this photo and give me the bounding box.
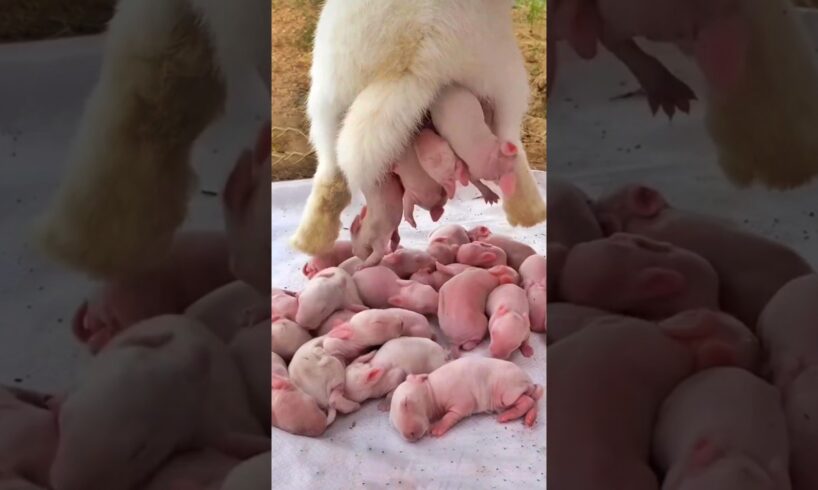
[516,0,546,26]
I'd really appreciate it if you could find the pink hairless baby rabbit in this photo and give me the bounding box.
[350,173,404,266]
[430,84,518,197]
[486,284,534,359]
[337,256,365,276]
[548,312,758,489]
[473,232,537,270]
[271,287,297,321]
[435,263,520,285]
[438,267,514,353]
[52,316,266,490]
[653,367,791,490]
[271,352,330,437]
[344,337,448,407]
[380,248,437,279]
[322,309,410,362]
[757,273,818,392]
[456,241,508,268]
[294,267,366,330]
[409,269,452,291]
[0,386,57,488]
[316,309,357,336]
[757,274,818,489]
[429,224,470,246]
[302,241,354,279]
[352,266,439,315]
[270,318,312,362]
[380,308,434,338]
[414,128,499,204]
[547,177,603,248]
[559,233,719,320]
[427,224,470,265]
[414,263,520,291]
[288,337,360,422]
[413,128,462,199]
[72,231,234,353]
[389,357,542,441]
[391,136,448,228]
[434,262,472,277]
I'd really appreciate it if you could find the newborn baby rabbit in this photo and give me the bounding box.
[271,353,330,437]
[390,357,542,442]
[430,84,519,197]
[288,337,361,422]
[653,367,791,490]
[345,337,448,408]
[486,284,534,359]
[559,232,719,320]
[350,174,404,266]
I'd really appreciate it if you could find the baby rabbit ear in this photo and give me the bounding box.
[479,252,498,264]
[350,213,363,235]
[271,375,293,391]
[329,323,354,340]
[388,296,407,308]
[628,184,666,217]
[366,368,384,384]
[635,267,686,299]
[472,226,492,240]
[688,438,724,469]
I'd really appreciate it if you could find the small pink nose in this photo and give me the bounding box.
[504,142,518,156]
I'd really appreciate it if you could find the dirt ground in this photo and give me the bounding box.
[271,0,546,181]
